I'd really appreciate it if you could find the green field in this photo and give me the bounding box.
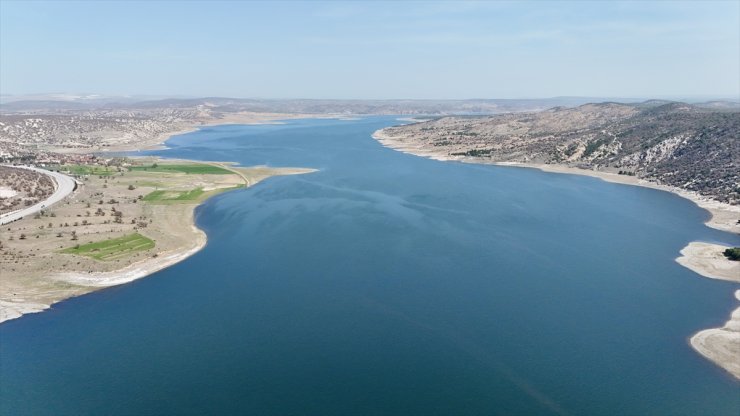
[142,185,244,204]
[61,233,155,261]
[142,188,206,202]
[126,180,166,188]
[129,163,232,175]
[59,165,115,176]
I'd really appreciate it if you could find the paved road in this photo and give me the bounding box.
[0,165,76,225]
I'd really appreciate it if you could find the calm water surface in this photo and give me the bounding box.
[1,117,739,415]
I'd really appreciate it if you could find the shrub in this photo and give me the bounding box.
[723,247,740,261]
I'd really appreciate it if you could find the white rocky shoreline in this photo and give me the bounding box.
[373,125,740,380]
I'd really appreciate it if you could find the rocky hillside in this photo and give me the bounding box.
[379,102,739,204]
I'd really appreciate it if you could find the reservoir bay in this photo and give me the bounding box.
[1,117,738,415]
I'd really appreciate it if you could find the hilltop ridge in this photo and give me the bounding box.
[376,101,740,205]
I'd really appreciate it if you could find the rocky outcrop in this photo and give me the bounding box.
[379,101,740,204]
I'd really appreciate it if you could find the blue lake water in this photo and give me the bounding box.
[1,117,739,415]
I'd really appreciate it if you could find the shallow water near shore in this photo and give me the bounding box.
[1,117,739,415]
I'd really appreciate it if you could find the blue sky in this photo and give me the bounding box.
[1,0,738,99]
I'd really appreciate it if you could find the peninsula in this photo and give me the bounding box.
[0,158,314,322]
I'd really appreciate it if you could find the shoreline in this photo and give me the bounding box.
[53,211,207,288]
[52,112,359,154]
[690,290,740,380]
[676,242,740,284]
[0,118,319,324]
[0,161,316,324]
[676,242,740,380]
[0,219,207,323]
[372,128,739,234]
[372,126,740,380]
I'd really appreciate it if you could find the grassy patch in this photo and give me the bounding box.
[142,185,244,204]
[128,180,166,188]
[129,163,232,175]
[59,165,115,176]
[142,188,205,202]
[61,233,155,261]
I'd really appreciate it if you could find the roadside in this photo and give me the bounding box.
[0,165,77,225]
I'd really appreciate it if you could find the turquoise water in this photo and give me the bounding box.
[1,117,739,415]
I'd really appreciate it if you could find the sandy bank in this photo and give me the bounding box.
[690,290,740,380]
[0,300,50,323]
[675,242,740,380]
[676,242,740,283]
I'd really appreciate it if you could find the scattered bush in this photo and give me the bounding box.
[723,247,740,261]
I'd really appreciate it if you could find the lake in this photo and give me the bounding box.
[1,117,738,415]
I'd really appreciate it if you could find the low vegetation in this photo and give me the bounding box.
[60,165,116,176]
[142,188,206,202]
[129,163,232,175]
[0,166,55,214]
[723,247,740,261]
[60,233,155,261]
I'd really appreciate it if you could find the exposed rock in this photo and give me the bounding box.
[379,102,740,204]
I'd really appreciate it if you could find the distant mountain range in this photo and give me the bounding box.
[2,95,737,115]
